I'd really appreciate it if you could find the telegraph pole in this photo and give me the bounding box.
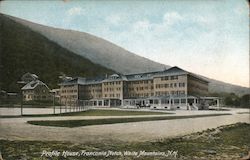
[17,81,25,116]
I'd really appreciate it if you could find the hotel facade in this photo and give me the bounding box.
[59,67,211,110]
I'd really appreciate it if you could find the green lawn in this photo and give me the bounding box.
[0,109,173,118]
[23,109,173,117]
[27,113,231,127]
[60,109,172,116]
[237,112,250,114]
[1,123,249,160]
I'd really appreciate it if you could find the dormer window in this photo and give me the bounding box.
[109,74,120,79]
[135,75,142,78]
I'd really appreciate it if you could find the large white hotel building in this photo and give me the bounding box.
[59,66,213,110]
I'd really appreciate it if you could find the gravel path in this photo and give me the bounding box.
[0,108,249,144]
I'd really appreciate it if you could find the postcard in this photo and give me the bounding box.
[0,0,249,159]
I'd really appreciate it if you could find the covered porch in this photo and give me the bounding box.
[146,95,198,110]
[123,95,221,110]
[78,98,122,107]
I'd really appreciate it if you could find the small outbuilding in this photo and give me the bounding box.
[21,80,51,101]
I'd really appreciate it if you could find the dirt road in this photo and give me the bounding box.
[0,108,249,144]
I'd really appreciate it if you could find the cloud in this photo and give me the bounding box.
[233,2,248,16]
[105,14,121,25]
[132,19,151,34]
[163,12,183,25]
[67,7,84,16]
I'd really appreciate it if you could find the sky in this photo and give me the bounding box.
[0,0,249,87]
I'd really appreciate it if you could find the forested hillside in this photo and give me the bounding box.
[0,14,114,92]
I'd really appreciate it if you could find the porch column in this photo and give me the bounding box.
[170,98,172,107]
[121,99,124,106]
[217,98,220,109]
[185,95,188,110]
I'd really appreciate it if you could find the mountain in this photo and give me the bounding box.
[0,14,114,92]
[2,14,249,95]
[206,78,249,96]
[7,15,168,75]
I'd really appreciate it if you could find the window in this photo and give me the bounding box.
[154,99,159,104]
[98,101,102,106]
[135,75,142,78]
[161,76,169,81]
[181,99,186,103]
[174,99,179,103]
[179,83,185,87]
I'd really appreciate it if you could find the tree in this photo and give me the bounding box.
[240,94,250,108]
[224,93,240,107]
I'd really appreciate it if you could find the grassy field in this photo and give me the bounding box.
[57,109,172,116]
[26,109,172,117]
[237,112,250,114]
[0,123,249,160]
[27,113,231,127]
[0,109,172,118]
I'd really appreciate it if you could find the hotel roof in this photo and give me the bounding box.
[21,80,50,90]
[59,66,209,86]
[59,77,104,86]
